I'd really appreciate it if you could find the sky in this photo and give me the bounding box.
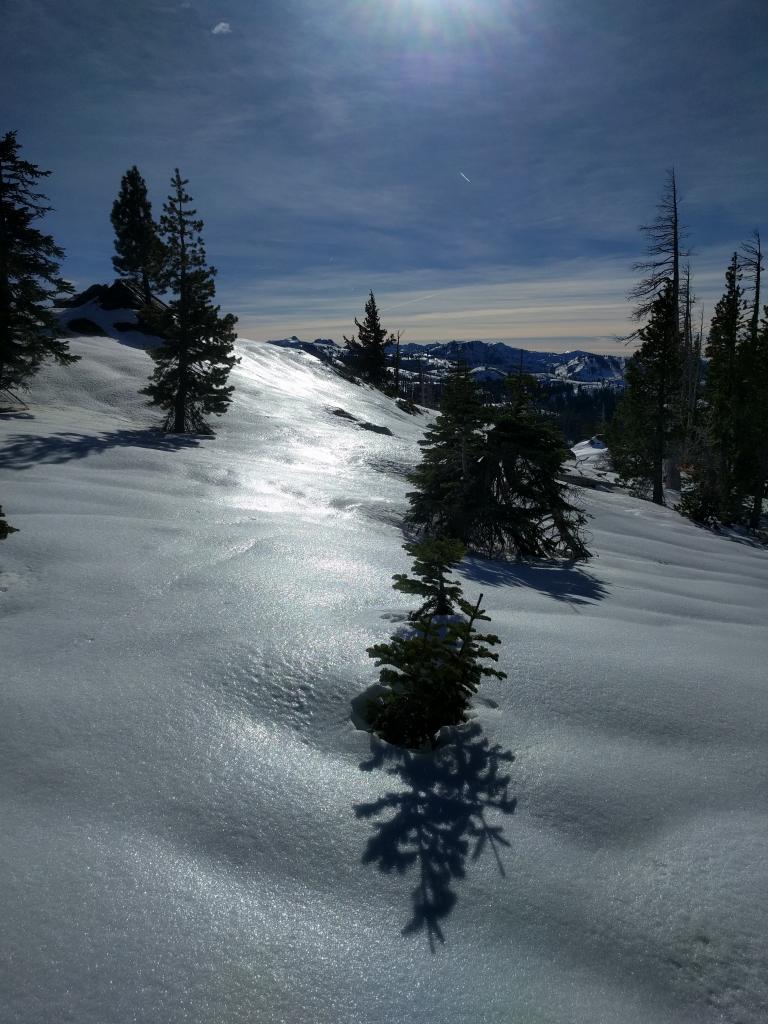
[4,0,768,352]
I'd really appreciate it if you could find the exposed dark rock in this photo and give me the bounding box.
[61,280,167,313]
[66,317,107,336]
[114,321,160,337]
[358,421,393,435]
[396,397,422,415]
[59,284,104,308]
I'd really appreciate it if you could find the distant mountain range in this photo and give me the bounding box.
[269,336,627,386]
[397,340,627,384]
[56,287,627,389]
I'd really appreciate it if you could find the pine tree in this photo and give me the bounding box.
[343,291,389,386]
[407,364,490,541]
[366,538,506,749]
[609,283,682,504]
[629,169,685,340]
[473,380,590,558]
[407,367,589,558]
[141,170,238,433]
[738,233,767,528]
[679,265,703,462]
[110,166,164,304]
[0,504,18,540]
[0,131,76,397]
[627,171,688,490]
[703,253,746,521]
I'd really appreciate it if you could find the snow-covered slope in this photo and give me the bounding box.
[1,336,767,1024]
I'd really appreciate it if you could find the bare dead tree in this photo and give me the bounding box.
[631,170,690,490]
[628,168,688,338]
[741,231,763,347]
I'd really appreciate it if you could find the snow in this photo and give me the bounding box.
[1,334,767,1024]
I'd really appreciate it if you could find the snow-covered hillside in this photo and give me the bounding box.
[1,334,767,1024]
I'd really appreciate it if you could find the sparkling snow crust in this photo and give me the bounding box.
[1,334,767,1024]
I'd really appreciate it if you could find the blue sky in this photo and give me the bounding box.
[4,0,768,351]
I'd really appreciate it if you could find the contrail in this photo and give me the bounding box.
[459,171,471,183]
[386,291,443,312]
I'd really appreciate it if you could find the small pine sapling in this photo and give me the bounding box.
[391,536,465,614]
[0,504,18,539]
[367,539,506,749]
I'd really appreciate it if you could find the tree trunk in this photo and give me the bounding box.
[173,380,186,432]
[653,370,666,505]
[749,473,765,529]
[663,457,681,491]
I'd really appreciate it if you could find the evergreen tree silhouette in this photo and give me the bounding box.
[367,538,506,749]
[343,291,389,386]
[0,131,77,396]
[407,366,589,557]
[0,504,18,540]
[609,283,682,504]
[141,170,238,433]
[110,166,165,304]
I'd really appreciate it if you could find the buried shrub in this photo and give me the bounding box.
[366,538,506,749]
[0,505,18,540]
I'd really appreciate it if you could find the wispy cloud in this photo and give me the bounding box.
[7,0,767,351]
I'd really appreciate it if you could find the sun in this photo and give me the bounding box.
[357,0,500,42]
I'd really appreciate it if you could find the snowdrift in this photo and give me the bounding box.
[1,333,767,1024]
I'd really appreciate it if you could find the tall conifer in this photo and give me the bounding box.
[704,253,745,520]
[739,233,767,528]
[141,170,238,433]
[626,171,688,490]
[110,166,164,304]
[0,131,76,397]
[343,291,389,386]
[609,283,682,504]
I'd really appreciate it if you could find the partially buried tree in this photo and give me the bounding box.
[110,166,165,305]
[0,130,77,399]
[407,365,589,558]
[366,538,506,749]
[141,169,238,433]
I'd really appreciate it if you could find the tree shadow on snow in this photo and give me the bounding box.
[0,410,34,421]
[0,428,202,469]
[354,722,516,952]
[684,517,768,550]
[456,554,609,606]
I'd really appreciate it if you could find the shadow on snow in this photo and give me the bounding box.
[354,722,516,952]
[0,429,203,469]
[456,553,609,606]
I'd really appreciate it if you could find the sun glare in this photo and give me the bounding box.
[357,0,502,45]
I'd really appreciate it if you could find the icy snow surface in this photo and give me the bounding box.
[1,335,767,1024]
